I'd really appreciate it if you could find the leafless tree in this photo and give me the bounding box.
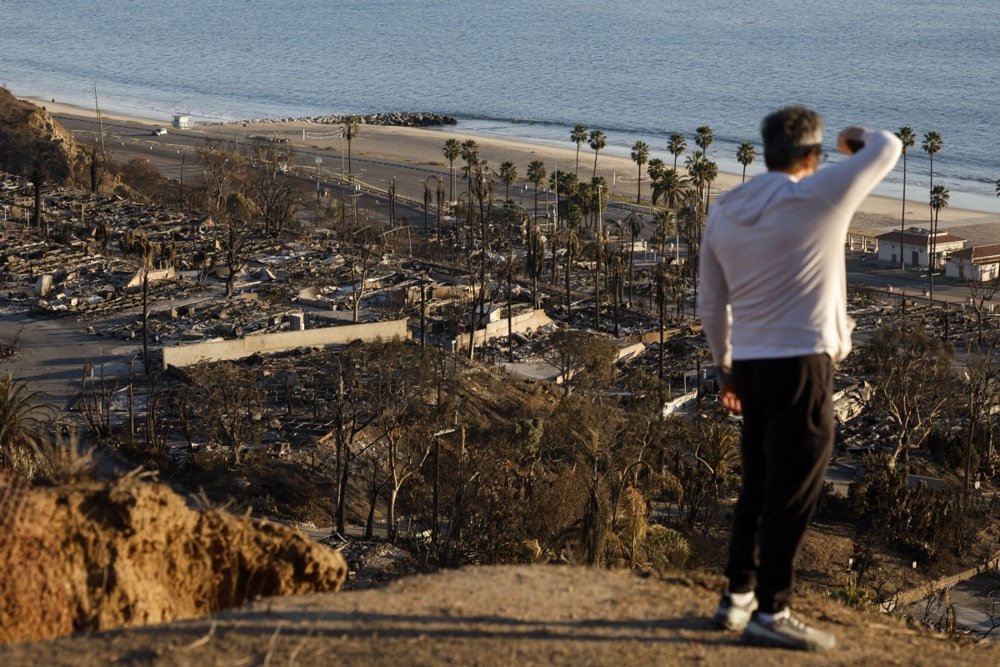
[965,275,1000,347]
[217,192,260,297]
[313,348,384,535]
[245,143,299,237]
[963,349,1000,486]
[370,342,435,542]
[864,323,957,472]
[119,230,156,372]
[183,363,266,467]
[346,223,383,322]
[197,143,244,212]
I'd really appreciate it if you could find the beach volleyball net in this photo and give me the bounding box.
[303,130,343,139]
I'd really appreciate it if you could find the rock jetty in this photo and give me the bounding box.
[230,112,457,127]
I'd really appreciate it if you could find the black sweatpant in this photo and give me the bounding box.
[724,353,834,614]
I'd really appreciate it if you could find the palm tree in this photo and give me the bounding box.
[571,124,588,177]
[460,140,480,244]
[686,151,708,209]
[667,132,686,171]
[653,261,670,380]
[460,139,479,176]
[499,161,518,203]
[685,153,717,212]
[651,168,689,211]
[588,129,606,181]
[625,212,643,306]
[651,169,690,265]
[651,208,676,255]
[996,179,1000,197]
[630,140,650,203]
[702,159,719,214]
[526,223,546,309]
[695,125,714,158]
[647,158,666,187]
[928,184,949,303]
[343,115,361,175]
[922,131,943,223]
[0,372,49,475]
[527,160,546,222]
[896,127,916,269]
[564,223,581,323]
[736,141,756,182]
[443,138,460,202]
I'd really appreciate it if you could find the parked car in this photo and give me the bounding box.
[152,128,167,136]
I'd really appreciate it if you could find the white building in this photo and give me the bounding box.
[876,227,966,269]
[945,243,1000,282]
[172,114,192,129]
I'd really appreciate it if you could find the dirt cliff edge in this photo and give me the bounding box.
[1,564,996,666]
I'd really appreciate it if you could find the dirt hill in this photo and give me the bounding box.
[1,564,996,666]
[0,88,87,186]
[0,470,347,644]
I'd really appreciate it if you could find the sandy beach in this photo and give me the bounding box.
[25,96,1000,243]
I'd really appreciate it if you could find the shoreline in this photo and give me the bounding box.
[23,95,1000,239]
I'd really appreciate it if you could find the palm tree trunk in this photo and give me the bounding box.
[449,161,455,202]
[566,249,573,324]
[142,268,150,376]
[927,155,934,224]
[900,154,907,270]
[628,230,636,307]
[337,445,351,534]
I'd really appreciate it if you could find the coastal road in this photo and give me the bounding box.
[56,114,442,204]
[56,114,435,225]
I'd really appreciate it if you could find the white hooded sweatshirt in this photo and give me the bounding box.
[698,129,902,371]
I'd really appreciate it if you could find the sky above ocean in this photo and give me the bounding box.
[2,0,999,210]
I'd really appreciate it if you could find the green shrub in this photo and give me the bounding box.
[643,524,690,572]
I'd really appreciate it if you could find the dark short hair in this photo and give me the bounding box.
[761,106,824,170]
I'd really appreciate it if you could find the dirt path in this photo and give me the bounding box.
[1,565,995,666]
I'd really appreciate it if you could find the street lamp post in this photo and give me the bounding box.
[436,182,445,241]
[314,156,322,201]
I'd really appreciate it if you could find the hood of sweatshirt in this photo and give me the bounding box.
[712,172,795,227]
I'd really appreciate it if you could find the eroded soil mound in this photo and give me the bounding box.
[0,470,347,643]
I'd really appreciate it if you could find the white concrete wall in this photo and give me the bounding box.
[127,267,176,289]
[454,309,552,351]
[162,318,408,368]
[946,257,999,282]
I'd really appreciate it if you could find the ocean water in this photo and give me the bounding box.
[2,0,999,210]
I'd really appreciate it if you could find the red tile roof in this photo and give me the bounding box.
[951,243,1000,263]
[876,229,966,246]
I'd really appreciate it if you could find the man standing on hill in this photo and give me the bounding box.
[698,106,901,651]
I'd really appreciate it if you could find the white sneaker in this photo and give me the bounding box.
[712,592,758,631]
[743,611,836,651]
